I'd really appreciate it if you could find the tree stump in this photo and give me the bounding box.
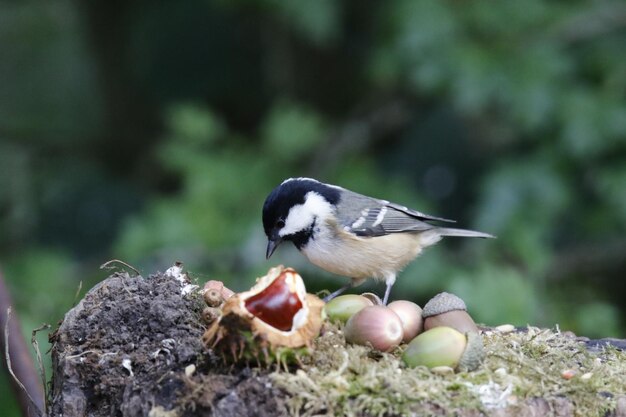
[49,270,626,417]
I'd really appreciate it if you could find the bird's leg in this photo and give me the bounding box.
[382,274,396,305]
[323,283,352,302]
[323,278,366,303]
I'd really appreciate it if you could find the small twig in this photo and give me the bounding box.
[100,259,141,276]
[1,268,46,417]
[72,281,83,307]
[31,324,51,414]
[4,308,44,417]
[65,350,100,360]
[99,260,138,296]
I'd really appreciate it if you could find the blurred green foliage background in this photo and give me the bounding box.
[1,0,625,414]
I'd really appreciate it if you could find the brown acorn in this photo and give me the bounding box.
[202,306,221,324]
[387,300,423,342]
[204,280,235,300]
[422,292,478,334]
[204,289,224,307]
[344,306,403,352]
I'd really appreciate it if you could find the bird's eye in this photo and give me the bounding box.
[275,219,285,229]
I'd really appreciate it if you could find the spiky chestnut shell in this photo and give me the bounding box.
[202,266,325,364]
[422,292,478,334]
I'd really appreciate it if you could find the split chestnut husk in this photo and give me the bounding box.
[202,265,325,365]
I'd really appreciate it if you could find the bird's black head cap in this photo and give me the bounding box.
[262,178,341,240]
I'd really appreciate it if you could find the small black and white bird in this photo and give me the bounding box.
[262,177,494,304]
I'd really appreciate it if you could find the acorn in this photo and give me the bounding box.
[387,300,423,342]
[204,280,235,300]
[324,294,374,324]
[402,326,484,371]
[422,292,478,334]
[344,305,403,352]
[204,289,224,307]
[202,306,221,324]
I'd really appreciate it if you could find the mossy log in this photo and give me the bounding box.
[50,271,626,417]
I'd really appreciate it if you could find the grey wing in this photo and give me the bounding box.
[337,190,455,237]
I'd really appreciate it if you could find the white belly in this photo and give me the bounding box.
[301,228,427,281]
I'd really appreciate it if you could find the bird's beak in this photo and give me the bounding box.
[266,237,283,259]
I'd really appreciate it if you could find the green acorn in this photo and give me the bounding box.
[402,326,484,372]
[324,294,374,324]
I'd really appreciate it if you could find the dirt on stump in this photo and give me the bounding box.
[49,271,288,417]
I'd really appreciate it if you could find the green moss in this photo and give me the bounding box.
[271,324,626,416]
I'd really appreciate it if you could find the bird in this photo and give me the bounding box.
[262,177,494,305]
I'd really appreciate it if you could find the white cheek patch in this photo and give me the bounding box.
[280,191,334,237]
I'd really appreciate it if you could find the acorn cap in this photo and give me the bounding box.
[360,292,383,306]
[457,331,485,372]
[422,292,467,318]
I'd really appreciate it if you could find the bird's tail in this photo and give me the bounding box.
[419,227,495,247]
[436,227,496,239]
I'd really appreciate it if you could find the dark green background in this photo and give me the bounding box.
[1,1,625,415]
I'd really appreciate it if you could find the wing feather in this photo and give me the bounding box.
[336,190,455,237]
